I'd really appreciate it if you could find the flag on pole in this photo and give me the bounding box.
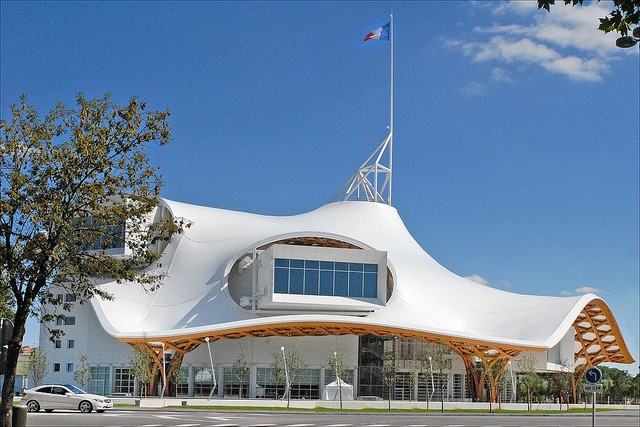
[364,22,390,41]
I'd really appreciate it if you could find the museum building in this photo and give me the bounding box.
[38,135,634,401]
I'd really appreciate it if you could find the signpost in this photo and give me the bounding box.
[584,367,602,427]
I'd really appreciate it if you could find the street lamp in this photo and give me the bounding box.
[428,355,435,403]
[616,27,640,48]
[204,337,217,400]
[333,351,343,410]
[160,342,166,399]
[281,346,291,403]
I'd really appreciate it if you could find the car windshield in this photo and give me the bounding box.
[63,384,86,394]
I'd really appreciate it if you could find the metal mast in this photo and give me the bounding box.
[333,14,394,205]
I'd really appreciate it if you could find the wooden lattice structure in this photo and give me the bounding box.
[120,301,633,401]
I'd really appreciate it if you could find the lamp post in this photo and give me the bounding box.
[204,337,217,400]
[508,360,517,403]
[428,355,435,407]
[616,27,640,48]
[160,343,166,399]
[333,351,343,410]
[281,346,291,405]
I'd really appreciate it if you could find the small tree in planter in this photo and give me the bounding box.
[73,353,91,390]
[232,354,251,399]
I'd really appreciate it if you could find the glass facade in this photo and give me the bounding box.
[274,258,378,298]
[256,367,285,399]
[114,367,134,395]
[193,367,215,397]
[223,367,250,397]
[89,366,110,395]
[290,368,320,399]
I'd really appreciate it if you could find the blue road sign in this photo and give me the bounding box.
[585,367,602,384]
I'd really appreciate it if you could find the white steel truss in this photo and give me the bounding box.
[332,132,392,205]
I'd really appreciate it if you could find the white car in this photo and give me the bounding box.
[21,384,112,413]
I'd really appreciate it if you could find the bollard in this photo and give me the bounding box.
[12,405,27,427]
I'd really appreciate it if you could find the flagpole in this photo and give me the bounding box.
[388,13,394,205]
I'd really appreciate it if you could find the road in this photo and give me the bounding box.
[23,408,640,427]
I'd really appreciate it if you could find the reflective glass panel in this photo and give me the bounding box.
[364,273,377,297]
[335,271,348,296]
[319,270,333,295]
[304,269,319,295]
[274,268,289,293]
[349,272,363,297]
[289,269,304,294]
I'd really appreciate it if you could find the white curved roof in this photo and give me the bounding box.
[91,199,633,365]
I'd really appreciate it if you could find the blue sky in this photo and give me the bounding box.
[2,1,638,373]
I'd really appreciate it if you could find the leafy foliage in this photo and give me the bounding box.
[517,354,544,410]
[128,343,157,398]
[73,353,91,389]
[381,350,396,410]
[423,343,453,411]
[1,93,183,421]
[24,347,48,387]
[232,353,251,398]
[537,0,640,36]
[273,347,307,407]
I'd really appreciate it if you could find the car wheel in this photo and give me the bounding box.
[79,400,93,413]
[44,409,54,413]
[26,400,40,412]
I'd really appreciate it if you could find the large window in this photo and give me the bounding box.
[193,367,215,397]
[89,366,110,395]
[256,367,285,399]
[114,367,134,395]
[223,367,250,397]
[290,368,320,399]
[274,259,378,298]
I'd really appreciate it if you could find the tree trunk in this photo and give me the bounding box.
[1,304,29,427]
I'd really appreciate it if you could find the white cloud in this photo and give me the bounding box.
[574,286,602,294]
[461,81,487,96]
[452,1,621,82]
[491,67,514,82]
[560,286,603,296]
[464,274,491,286]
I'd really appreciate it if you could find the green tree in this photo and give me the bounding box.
[381,350,396,411]
[537,0,640,36]
[548,368,572,410]
[73,353,91,389]
[1,93,183,424]
[167,356,186,398]
[599,365,633,403]
[273,347,307,407]
[232,353,251,399]
[517,353,543,411]
[328,351,345,409]
[23,347,48,388]
[128,343,157,398]
[0,289,14,320]
[423,343,452,412]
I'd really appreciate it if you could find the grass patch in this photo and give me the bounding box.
[165,405,622,414]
